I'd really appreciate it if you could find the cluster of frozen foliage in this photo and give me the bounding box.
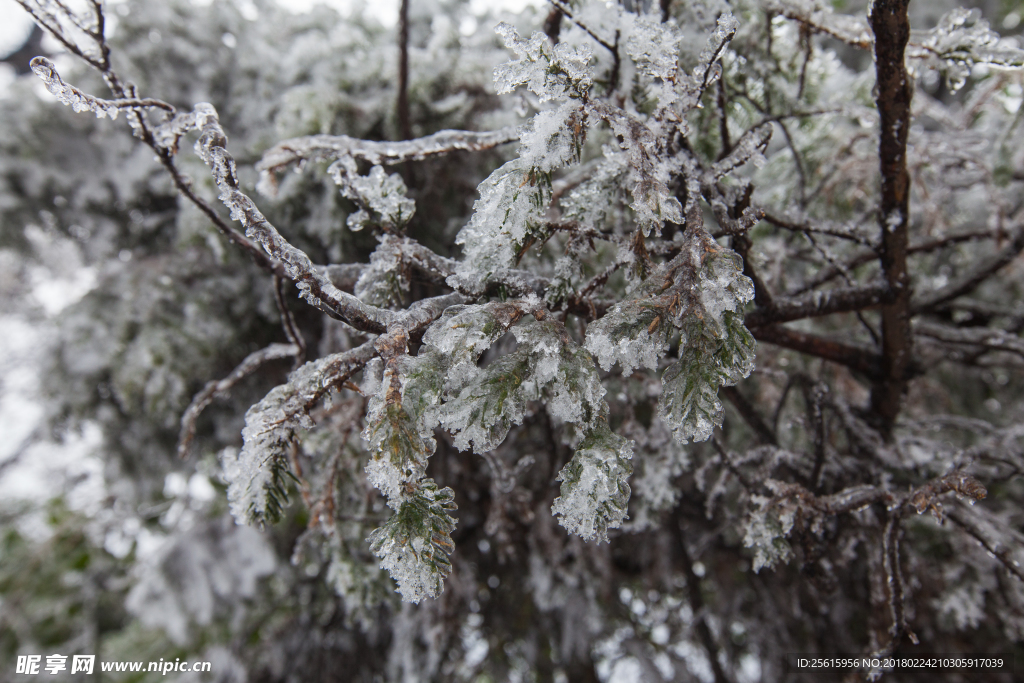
[5,0,1024,680]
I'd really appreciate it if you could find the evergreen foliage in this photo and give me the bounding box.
[3,0,1024,680]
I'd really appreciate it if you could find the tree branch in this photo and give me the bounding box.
[911,222,1024,313]
[869,0,914,438]
[178,343,301,459]
[751,325,884,379]
[397,0,411,141]
[744,281,893,328]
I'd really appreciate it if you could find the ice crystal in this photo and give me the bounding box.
[493,22,593,101]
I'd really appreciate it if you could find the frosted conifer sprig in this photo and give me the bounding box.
[367,479,458,603]
[438,316,607,453]
[228,341,377,525]
[493,22,594,101]
[551,421,634,543]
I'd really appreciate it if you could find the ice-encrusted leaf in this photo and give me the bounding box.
[439,343,533,453]
[551,421,634,543]
[743,493,796,573]
[659,311,755,444]
[625,11,682,82]
[698,248,757,334]
[493,22,593,101]
[419,302,527,395]
[584,296,673,376]
[363,401,433,508]
[512,318,606,427]
[368,480,458,603]
[561,147,629,231]
[330,161,416,232]
[454,103,585,288]
[439,317,606,453]
[593,104,682,236]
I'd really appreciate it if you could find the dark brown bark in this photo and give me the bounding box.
[744,281,892,328]
[752,325,884,379]
[869,0,913,439]
[543,7,562,43]
[397,0,411,140]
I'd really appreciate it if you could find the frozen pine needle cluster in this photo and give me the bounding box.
[8,0,1024,679]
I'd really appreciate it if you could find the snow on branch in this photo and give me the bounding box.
[765,0,873,49]
[908,8,1024,92]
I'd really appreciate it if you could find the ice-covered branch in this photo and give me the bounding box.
[911,222,1024,312]
[30,56,174,118]
[185,102,395,333]
[766,0,873,49]
[255,127,519,196]
[225,340,377,525]
[16,0,108,70]
[751,325,884,379]
[177,343,301,460]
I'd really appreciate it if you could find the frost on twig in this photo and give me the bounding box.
[908,8,1024,92]
[178,343,300,460]
[764,0,873,49]
[224,342,376,525]
[28,58,396,334]
[255,126,519,197]
[30,56,173,120]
